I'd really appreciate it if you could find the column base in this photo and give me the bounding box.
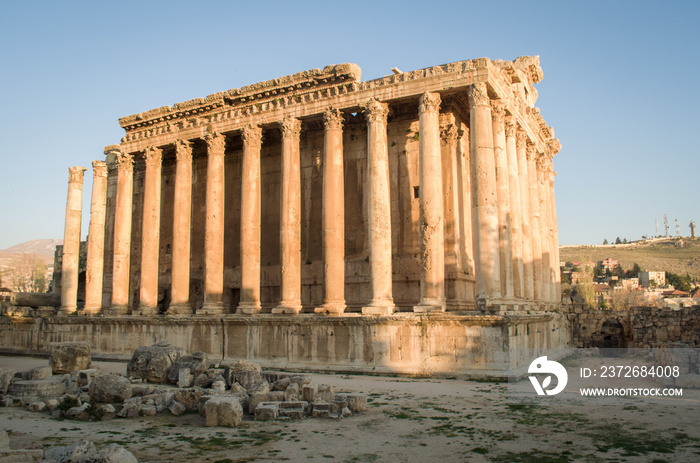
[314,302,346,315]
[236,302,262,315]
[133,306,159,316]
[82,306,102,316]
[166,302,193,317]
[56,307,77,316]
[362,301,395,316]
[198,302,226,315]
[103,305,130,316]
[412,299,446,313]
[272,301,302,315]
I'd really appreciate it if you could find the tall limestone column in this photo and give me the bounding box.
[362,99,394,315]
[527,144,543,304]
[135,147,162,315]
[201,132,227,315]
[58,166,87,315]
[237,126,263,315]
[84,160,108,314]
[413,92,446,313]
[108,150,134,315]
[468,83,501,310]
[274,117,303,314]
[315,109,346,315]
[536,155,552,305]
[168,139,194,316]
[505,119,524,304]
[548,140,562,302]
[516,131,534,303]
[491,101,514,305]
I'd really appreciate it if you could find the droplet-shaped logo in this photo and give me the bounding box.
[528,356,568,396]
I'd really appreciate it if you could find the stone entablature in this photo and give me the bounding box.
[59,56,562,317]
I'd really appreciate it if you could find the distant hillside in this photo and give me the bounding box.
[1,239,62,258]
[560,238,700,279]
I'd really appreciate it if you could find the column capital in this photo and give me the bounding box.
[490,101,506,124]
[362,99,389,123]
[280,117,302,140]
[323,108,344,130]
[548,138,562,155]
[419,92,441,113]
[115,153,134,172]
[68,166,87,183]
[241,124,263,147]
[92,160,107,177]
[467,82,489,107]
[440,124,461,145]
[143,147,163,167]
[505,118,516,138]
[204,132,226,154]
[526,143,537,161]
[175,139,194,161]
[104,145,121,157]
[516,130,528,149]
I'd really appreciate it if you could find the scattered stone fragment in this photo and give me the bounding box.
[177,368,194,388]
[28,401,46,412]
[0,430,9,450]
[9,377,67,402]
[302,384,317,403]
[17,366,53,381]
[317,384,335,402]
[333,393,367,412]
[88,374,132,403]
[76,369,101,387]
[0,369,14,394]
[139,404,157,416]
[249,391,285,414]
[285,382,300,401]
[172,387,206,411]
[278,401,308,419]
[247,380,269,395]
[43,441,137,463]
[225,361,262,389]
[49,342,91,374]
[271,377,291,391]
[167,352,209,384]
[126,343,184,383]
[211,380,226,393]
[168,400,186,416]
[205,396,243,427]
[64,403,90,420]
[254,402,279,421]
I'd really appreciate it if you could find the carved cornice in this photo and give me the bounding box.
[68,166,87,184]
[204,132,226,155]
[362,99,389,124]
[280,117,302,140]
[467,83,489,107]
[143,147,163,167]
[323,108,344,130]
[115,153,134,173]
[92,160,107,178]
[419,92,441,113]
[175,139,194,162]
[548,138,562,156]
[440,125,460,145]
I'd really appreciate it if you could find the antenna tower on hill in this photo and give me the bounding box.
[664,214,669,237]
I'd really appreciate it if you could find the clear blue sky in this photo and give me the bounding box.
[1,0,698,249]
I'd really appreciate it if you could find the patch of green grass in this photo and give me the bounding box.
[343,454,379,463]
[585,424,698,456]
[490,450,572,463]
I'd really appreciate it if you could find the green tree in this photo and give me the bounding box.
[603,238,609,245]
[624,263,642,279]
[615,237,622,244]
[666,272,692,292]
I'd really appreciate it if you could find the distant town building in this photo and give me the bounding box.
[617,278,639,291]
[599,258,619,271]
[594,283,612,306]
[638,271,666,288]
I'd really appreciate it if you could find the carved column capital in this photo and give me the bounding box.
[323,108,344,130]
[143,147,163,167]
[440,124,461,145]
[526,143,537,161]
[419,92,441,113]
[204,132,226,155]
[115,152,134,173]
[516,131,528,150]
[548,138,562,155]
[68,166,87,183]
[92,160,107,178]
[490,101,506,124]
[104,145,121,157]
[175,139,194,162]
[505,118,516,138]
[362,99,389,124]
[467,82,489,107]
[280,117,302,140]
[241,125,263,147]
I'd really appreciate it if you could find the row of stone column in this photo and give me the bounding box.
[59,86,558,315]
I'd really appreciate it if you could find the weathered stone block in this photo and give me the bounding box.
[317,384,335,402]
[28,401,46,412]
[0,449,44,462]
[177,368,194,388]
[139,404,157,416]
[18,366,52,381]
[64,403,90,420]
[88,375,132,403]
[126,343,184,383]
[254,402,280,421]
[198,395,215,416]
[0,430,8,450]
[247,380,270,395]
[271,377,291,391]
[167,352,210,384]
[211,380,226,393]
[205,396,243,427]
[49,342,91,374]
[0,369,13,395]
[9,378,67,401]
[168,400,186,416]
[76,369,101,387]
[285,383,300,401]
[249,391,285,414]
[173,387,206,411]
[225,361,262,389]
[302,384,317,403]
[333,393,367,412]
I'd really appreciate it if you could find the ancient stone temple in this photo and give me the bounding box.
[3,56,567,377]
[62,55,560,316]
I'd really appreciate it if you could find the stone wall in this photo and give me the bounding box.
[0,313,569,379]
[567,306,700,348]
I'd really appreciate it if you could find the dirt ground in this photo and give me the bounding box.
[1,355,699,463]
